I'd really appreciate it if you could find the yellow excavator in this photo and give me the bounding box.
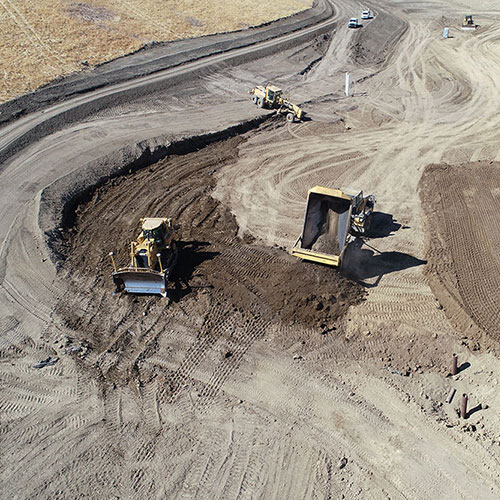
[250,84,303,122]
[291,186,375,267]
[109,218,178,298]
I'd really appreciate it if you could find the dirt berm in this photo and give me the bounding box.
[420,161,500,349]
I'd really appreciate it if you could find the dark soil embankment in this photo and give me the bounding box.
[54,128,364,384]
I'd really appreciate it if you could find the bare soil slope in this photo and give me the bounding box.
[420,161,500,346]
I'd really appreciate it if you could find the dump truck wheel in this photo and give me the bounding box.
[258,97,265,108]
[252,95,258,104]
[286,112,295,122]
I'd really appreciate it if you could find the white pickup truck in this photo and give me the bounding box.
[348,18,359,28]
[361,10,371,20]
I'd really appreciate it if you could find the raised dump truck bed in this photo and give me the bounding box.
[291,186,353,267]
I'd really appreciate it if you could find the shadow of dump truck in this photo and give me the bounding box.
[342,239,426,287]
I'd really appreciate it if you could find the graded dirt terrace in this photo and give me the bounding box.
[55,132,365,386]
[2,0,500,498]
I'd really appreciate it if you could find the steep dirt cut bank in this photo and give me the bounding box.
[420,161,500,348]
[55,128,365,387]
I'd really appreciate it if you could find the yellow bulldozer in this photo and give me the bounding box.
[291,186,375,267]
[109,217,178,298]
[249,84,303,122]
[461,15,476,30]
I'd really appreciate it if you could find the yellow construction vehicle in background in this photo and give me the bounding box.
[249,84,303,122]
[291,186,375,267]
[461,15,476,30]
[109,217,178,298]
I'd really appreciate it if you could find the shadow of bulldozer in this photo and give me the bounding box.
[369,212,402,238]
[169,240,218,302]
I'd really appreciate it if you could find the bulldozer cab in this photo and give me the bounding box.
[135,249,150,268]
[110,217,178,298]
[462,15,475,28]
[140,218,172,244]
[266,85,282,104]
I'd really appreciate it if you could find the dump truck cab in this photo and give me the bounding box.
[343,189,376,235]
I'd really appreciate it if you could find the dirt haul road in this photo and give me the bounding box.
[1,0,500,498]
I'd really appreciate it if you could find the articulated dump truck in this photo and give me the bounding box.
[291,186,375,267]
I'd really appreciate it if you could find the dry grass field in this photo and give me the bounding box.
[0,0,311,103]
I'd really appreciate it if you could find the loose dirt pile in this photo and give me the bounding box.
[55,132,364,385]
[420,161,500,348]
[311,209,341,254]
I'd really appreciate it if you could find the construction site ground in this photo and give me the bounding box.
[0,0,312,103]
[1,0,500,498]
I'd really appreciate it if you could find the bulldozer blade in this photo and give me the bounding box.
[113,269,168,297]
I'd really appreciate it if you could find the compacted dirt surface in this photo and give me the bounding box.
[2,0,500,498]
[420,161,500,346]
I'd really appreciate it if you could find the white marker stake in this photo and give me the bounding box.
[345,72,350,96]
